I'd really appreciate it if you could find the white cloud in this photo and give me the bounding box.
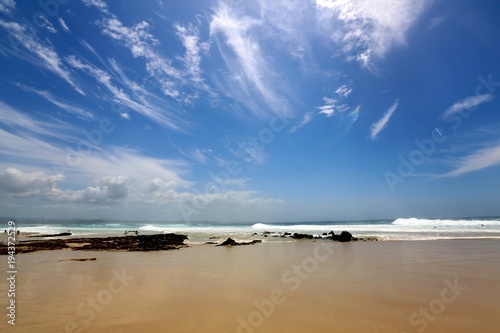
[66,55,186,130]
[119,112,130,120]
[45,175,131,204]
[15,84,93,120]
[0,121,283,210]
[0,164,281,209]
[58,17,70,32]
[82,0,108,13]
[174,23,210,84]
[290,112,314,133]
[443,94,494,119]
[316,0,431,66]
[99,18,186,100]
[0,168,64,198]
[317,97,350,117]
[35,14,57,33]
[335,84,353,98]
[0,100,75,139]
[428,15,445,30]
[45,177,268,207]
[0,0,15,14]
[210,3,291,118]
[256,0,316,60]
[0,19,84,95]
[0,125,191,191]
[370,98,399,140]
[443,144,500,177]
[0,128,69,166]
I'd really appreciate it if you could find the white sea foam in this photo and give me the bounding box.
[251,223,350,231]
[11,218,500,241]
[17,225,63,234]
[392,218,500,226]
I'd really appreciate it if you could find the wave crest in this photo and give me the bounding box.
[392,218,500,226]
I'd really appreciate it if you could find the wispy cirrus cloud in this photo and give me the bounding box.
[58,17,70,32]
[442,143,500,177]
[316,0,431,67]
[66,55,187,131]
[443,93,495,119]
[210,2,292,118]
[0,0,15,14]
[336,84,353,98]
[317,97,350,117]
[82,0,109,14]
[99,18,186,98]
[317,83,353,118]
[35,13,57,33]
[370,98,399,140]
[84,1,213,104]
[15,84,94,120]
[290,112,314,133]
[0,100,75,139]
[174,23,211,84]
[0,19,84,95]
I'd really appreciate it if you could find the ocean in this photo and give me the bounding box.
[4,217,500,243]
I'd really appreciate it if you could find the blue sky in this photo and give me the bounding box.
[0,0,499,222]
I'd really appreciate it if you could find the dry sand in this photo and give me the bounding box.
[1,239,500,333]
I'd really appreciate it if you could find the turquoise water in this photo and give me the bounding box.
[4,217,500,241]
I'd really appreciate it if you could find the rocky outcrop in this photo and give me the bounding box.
[339,231,353,242]
[217,238,262,246]
[29,232,72,237]
[291,233,314,239]
[0,233,188,254]
[72,233,188,251]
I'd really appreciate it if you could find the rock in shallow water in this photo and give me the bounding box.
[0,233,188,254]
[216,238,262,246]
[339,231,353,242]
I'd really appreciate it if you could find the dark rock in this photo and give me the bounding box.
[59,258,97,262]
[218,237,237,246]
[339,231,353,242]
[0,233,188,254]
[29,232,72,237]
[216,238,262,247]
[291,233,314,239]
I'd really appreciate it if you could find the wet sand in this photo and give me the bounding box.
[1,239,500,332]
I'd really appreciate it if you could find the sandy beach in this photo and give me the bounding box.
[1,239,500,333]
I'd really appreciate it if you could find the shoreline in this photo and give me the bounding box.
[0,230,379,255]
